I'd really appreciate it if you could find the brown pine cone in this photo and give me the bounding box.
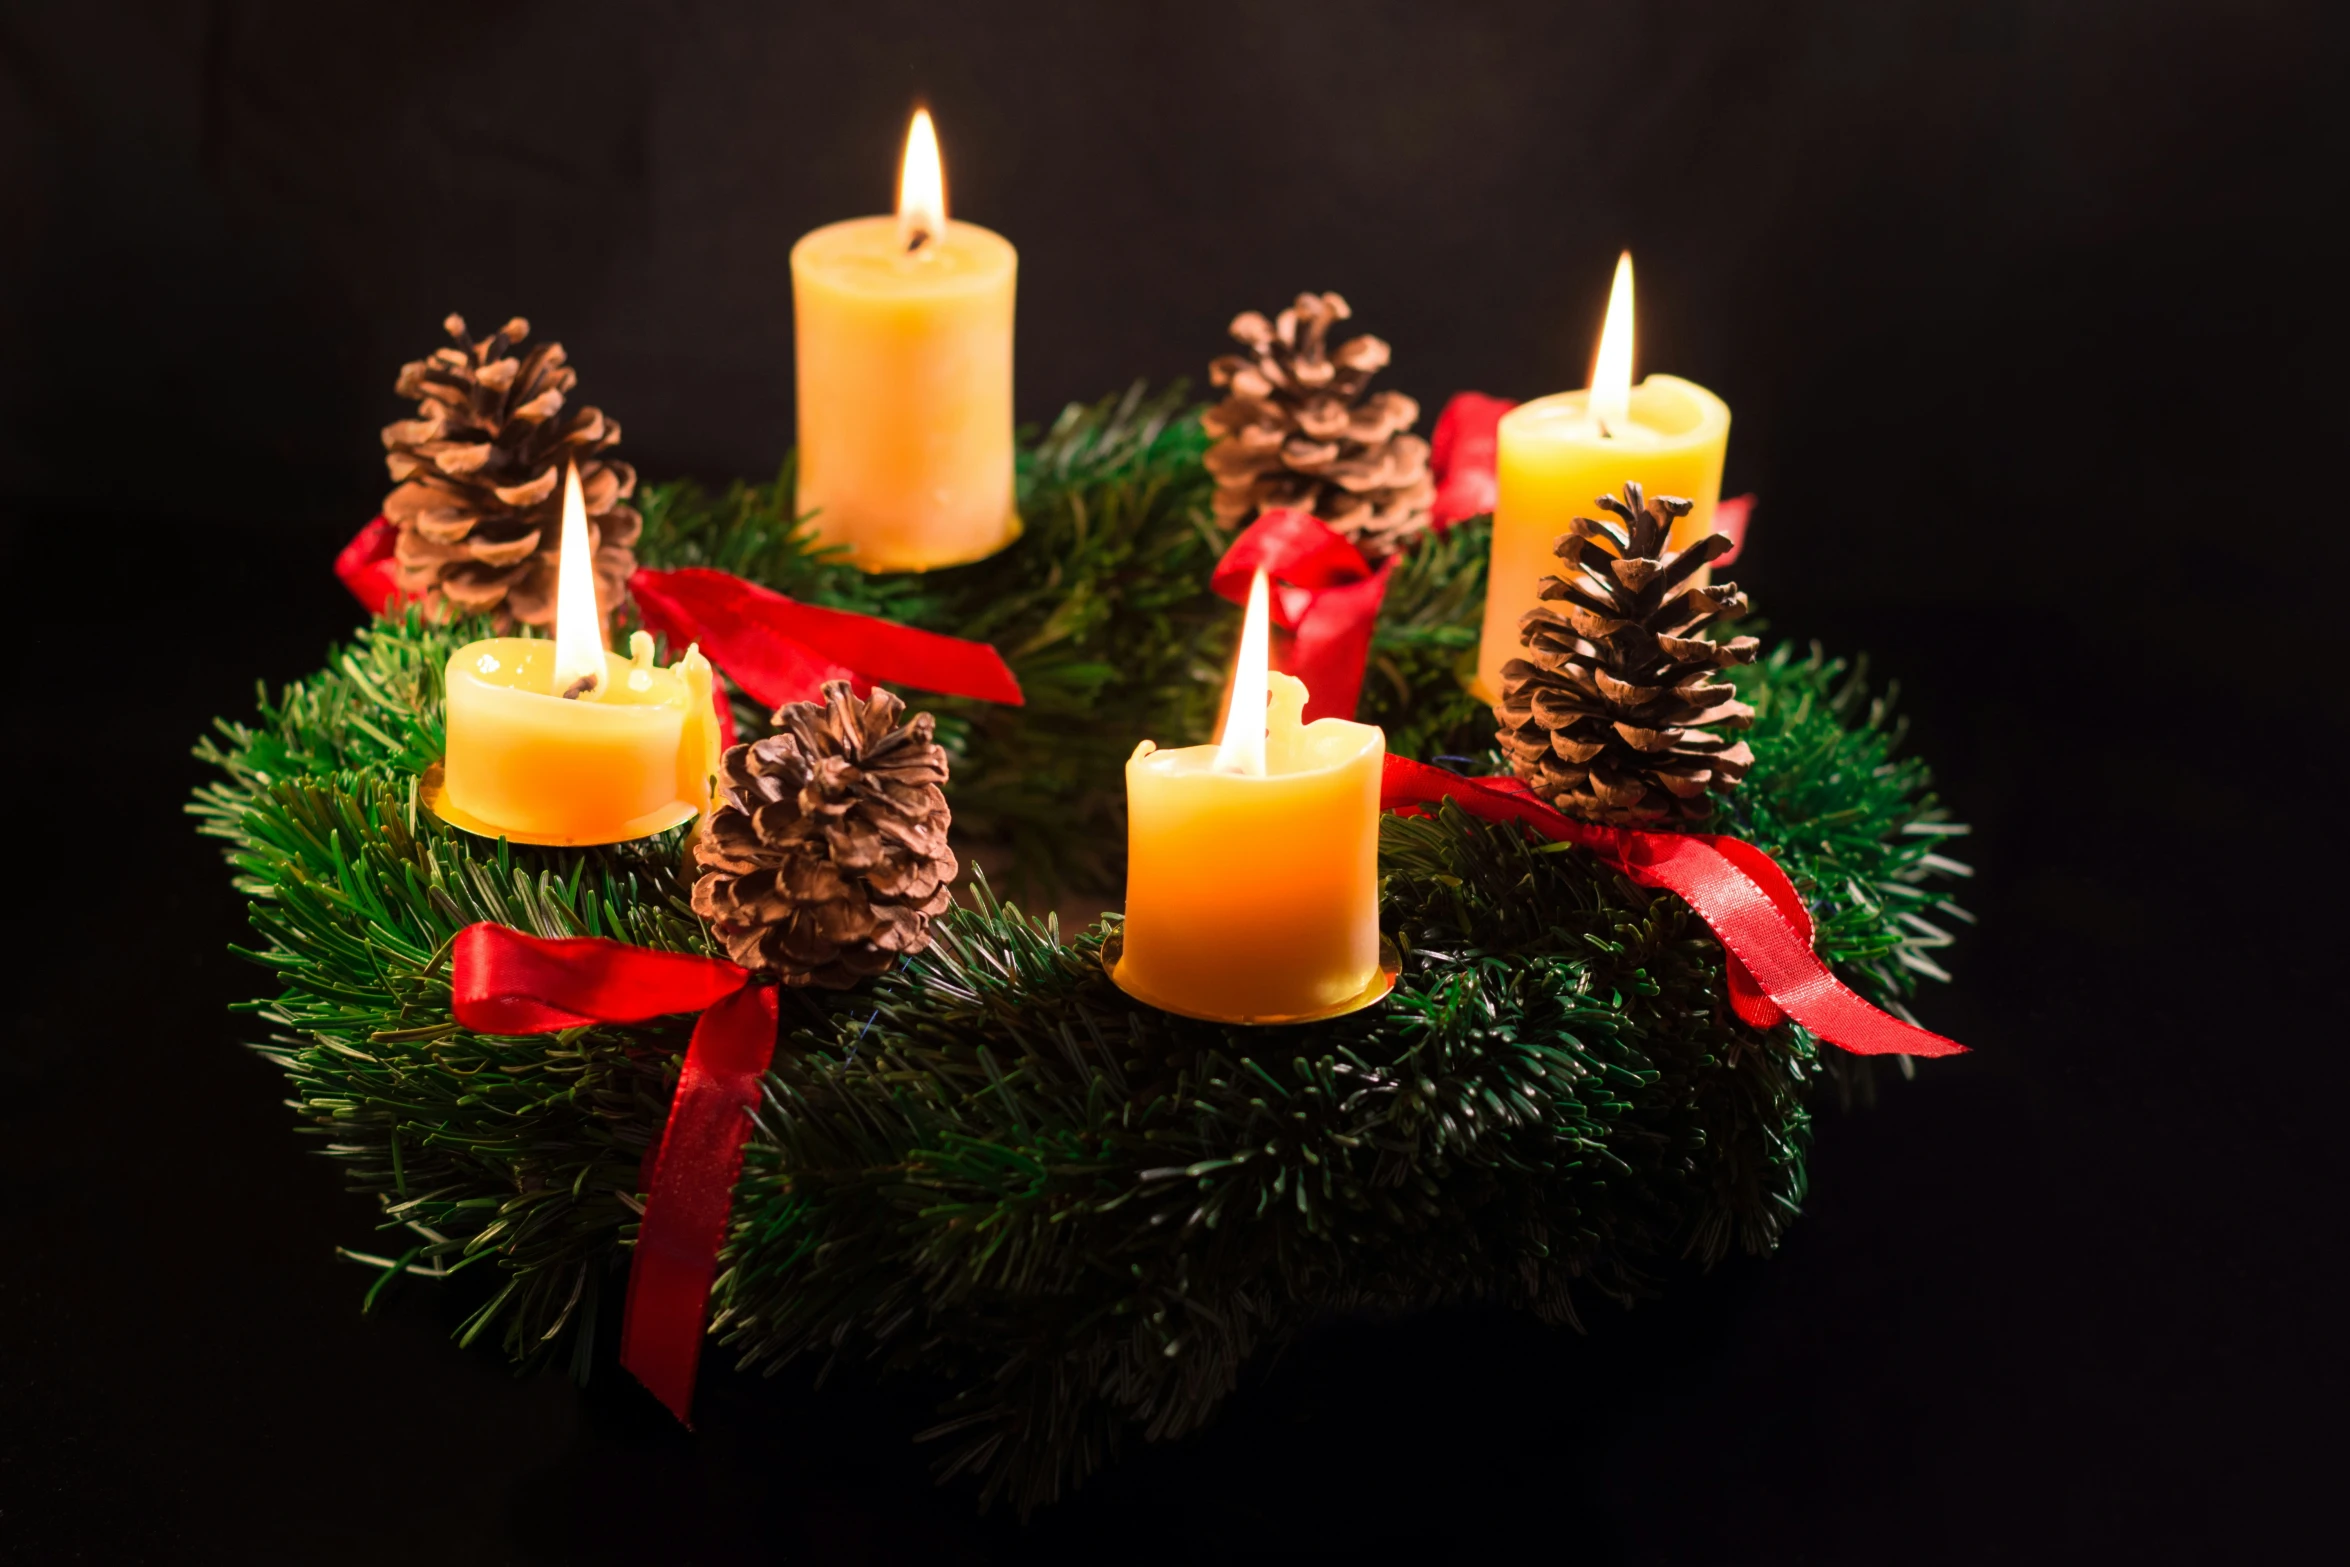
[691,681,958,989]
[1202,291,1435,560]
[380,314,640,628]
[1496,483,1760,825]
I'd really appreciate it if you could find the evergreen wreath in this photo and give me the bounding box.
[194,385,1970,1513]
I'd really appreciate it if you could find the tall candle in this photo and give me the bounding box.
[1472,254,1730,702]
[1117,571,1385,1023]
[435,464,720,845]
[792,109,1018,572]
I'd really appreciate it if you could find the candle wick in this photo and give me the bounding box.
[560,675,598,700]
[905,226,933,255]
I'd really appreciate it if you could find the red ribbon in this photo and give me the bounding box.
[450,924,780,1425]
[335,515,415,616]
[1380,755,1965,1058]
[1710,494,1755,568]
[334,520,1022,736]
[1210,509,1392,723]
[629,565,1023,711]
[1429,392,1516,529]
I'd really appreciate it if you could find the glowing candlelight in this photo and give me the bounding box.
[1588,251,1635,437]
[896,107,946,253]
[550,461,607,698]
[1213,568,1273,777]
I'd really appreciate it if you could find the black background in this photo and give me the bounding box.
[4,2,2344,1561]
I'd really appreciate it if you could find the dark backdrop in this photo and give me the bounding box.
[4,2,2342,1562]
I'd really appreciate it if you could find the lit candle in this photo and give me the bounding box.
[1114,569,1388,1023]
[433,463,722,845]
[1471,253,1731,701]
[791,108,1019,572]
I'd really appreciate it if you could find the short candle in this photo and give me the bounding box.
[435,464,720,846]
[1117,570,1385,1023]
[791,108,1019,572]
[1472,254,1730,702]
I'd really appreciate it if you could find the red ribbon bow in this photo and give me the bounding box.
[1210,509,1392,723]
[451,924,778,1426]
[334,521,1023,751]
[1380,755,1965,1058]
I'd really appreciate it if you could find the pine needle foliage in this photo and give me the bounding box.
[192,388,1968,1512]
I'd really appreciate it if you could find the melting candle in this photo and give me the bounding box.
[434,462,720,845]
[1117,569,1385,1023]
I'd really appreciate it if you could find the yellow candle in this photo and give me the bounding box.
[442,634,717,842]
[1472,254,1730,702]
[1117,570,1386,1023]
[435,465,720,845]
[791,109,1018,572]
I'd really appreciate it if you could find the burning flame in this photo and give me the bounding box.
[551,459,607,696]
[897,107,946,252]
[1214,568,1272,776]
[1589,250,1635,437]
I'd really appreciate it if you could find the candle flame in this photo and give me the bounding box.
[897,107,947,252]
[1214,567,1272,777]
[1589,250,1635,436]
[551,459,606,696]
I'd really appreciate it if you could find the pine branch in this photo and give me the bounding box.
[1362,515,1495,765]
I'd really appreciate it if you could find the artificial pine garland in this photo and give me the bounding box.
[192,386,1968,1509]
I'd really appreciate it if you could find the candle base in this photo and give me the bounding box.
[836,510,1023,574]
[1100,928,1401,1026]
[420,760,702,848]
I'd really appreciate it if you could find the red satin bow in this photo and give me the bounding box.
[1380,755,1965,1058]
[1211,509,1392,723]
[450,924,780,1425]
